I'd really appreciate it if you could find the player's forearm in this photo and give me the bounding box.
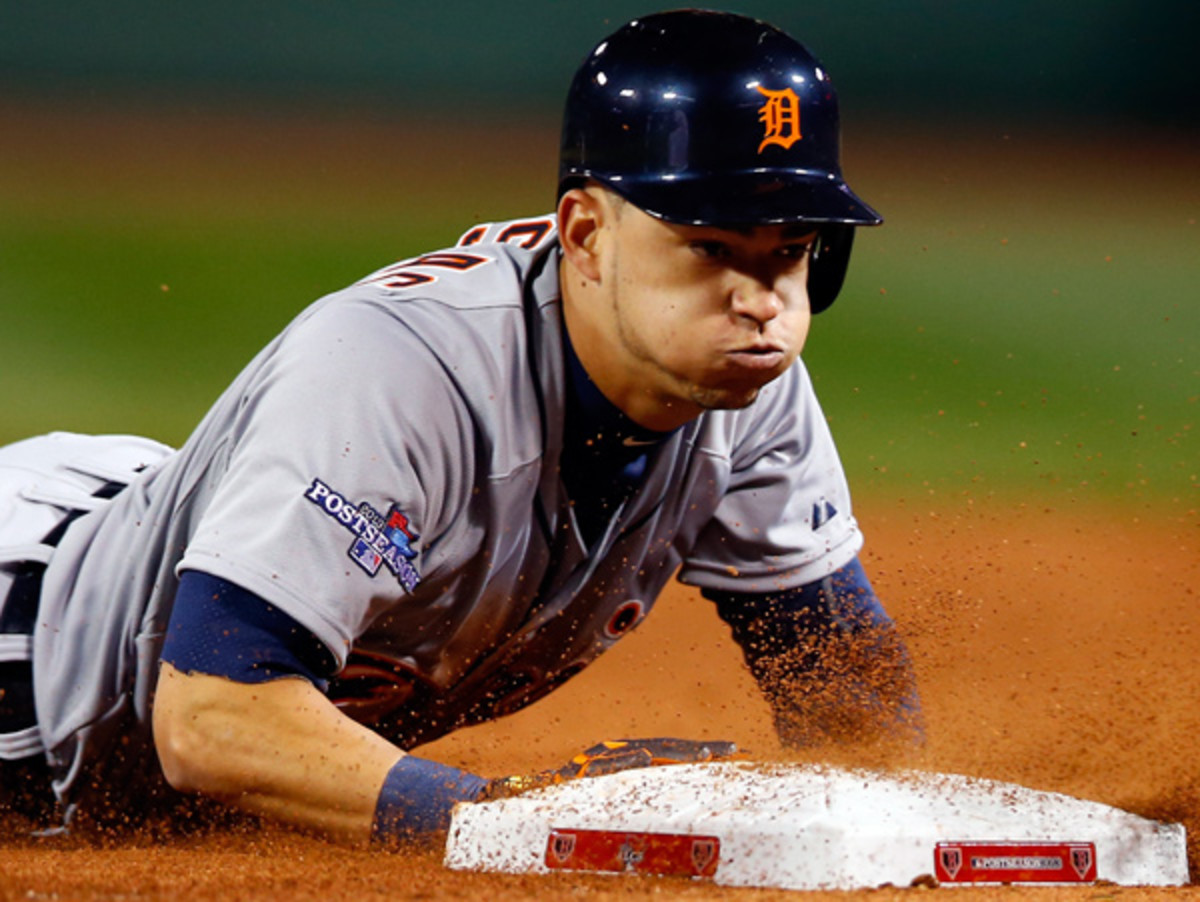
[153,662,403,843]
[706,559,923,748]
[760,628,923,748]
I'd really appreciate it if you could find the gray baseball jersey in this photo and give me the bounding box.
[8,214,861,816]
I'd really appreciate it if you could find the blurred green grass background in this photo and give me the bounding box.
[0,105,1195,514]
[812,132,1198,511]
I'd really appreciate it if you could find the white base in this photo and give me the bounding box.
[444,762,1188,890]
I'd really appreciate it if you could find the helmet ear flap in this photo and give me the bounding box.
[808,225,855,314]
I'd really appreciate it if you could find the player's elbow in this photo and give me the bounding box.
[154,713,218,795]
[152,663,252,797]
[155,726,208,795]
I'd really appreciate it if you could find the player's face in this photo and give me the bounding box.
[592,196,816,429]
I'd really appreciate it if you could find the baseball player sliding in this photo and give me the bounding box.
[0,10,920,843]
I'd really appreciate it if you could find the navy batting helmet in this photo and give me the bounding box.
[559,9,881,311]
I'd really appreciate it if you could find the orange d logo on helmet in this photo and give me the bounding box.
[756,85,802,153]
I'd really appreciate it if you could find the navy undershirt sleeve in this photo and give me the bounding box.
[702,557,891,652]
[161,570,337,689]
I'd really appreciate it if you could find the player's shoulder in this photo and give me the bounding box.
[350,214,560,312]
[271,214,563,394]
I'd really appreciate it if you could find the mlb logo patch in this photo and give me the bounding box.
[349,538,383,576]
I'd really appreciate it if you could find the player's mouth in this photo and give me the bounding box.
[725,344,788,371]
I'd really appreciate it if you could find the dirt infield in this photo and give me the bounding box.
[2,497,1196,900]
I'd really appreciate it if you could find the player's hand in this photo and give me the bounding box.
[479,737,741,800]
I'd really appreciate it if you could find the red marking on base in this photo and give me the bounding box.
[935,841,1097,883]
[544,828,720,878]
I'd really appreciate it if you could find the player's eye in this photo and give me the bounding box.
[776,240,815,260]
[689,240,732,260]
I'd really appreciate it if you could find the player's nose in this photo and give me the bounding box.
[729,277,785,327]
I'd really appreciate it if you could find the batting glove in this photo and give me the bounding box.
[480,737,740,800]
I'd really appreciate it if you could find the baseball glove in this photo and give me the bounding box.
[480,737,740,800]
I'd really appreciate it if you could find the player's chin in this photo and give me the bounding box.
[689,383,765,412]
[684,359,795,411]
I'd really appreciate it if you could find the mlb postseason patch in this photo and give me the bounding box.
[935,841,1096,884]
[544,828,720,878]
[304,478,421,592]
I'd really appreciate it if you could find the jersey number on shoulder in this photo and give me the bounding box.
[458,218,553,250]
[362,252,489,291]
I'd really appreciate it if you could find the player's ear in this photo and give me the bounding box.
[557,186,608,282]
